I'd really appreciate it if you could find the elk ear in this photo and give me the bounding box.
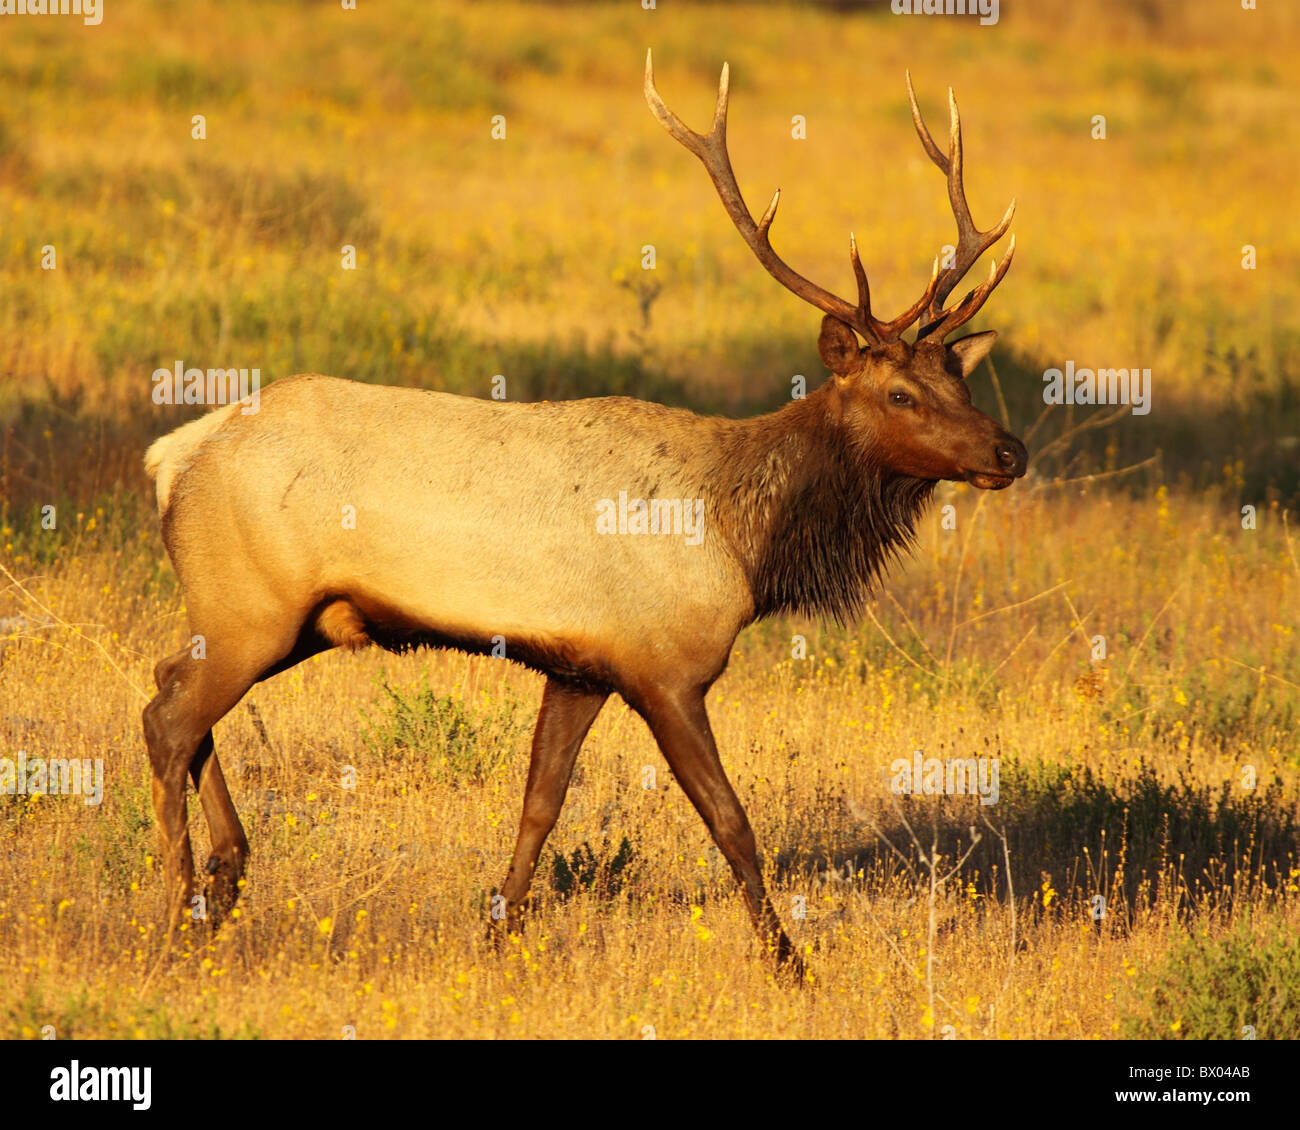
[818,315,861,374]
[947,331,997,379]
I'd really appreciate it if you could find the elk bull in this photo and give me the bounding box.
[142,53,1025,974]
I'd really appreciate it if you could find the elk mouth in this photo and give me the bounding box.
[965,470,1016,490]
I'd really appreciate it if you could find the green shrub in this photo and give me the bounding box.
[551,836,637,900]
[360,672,530,784]
[1120,919,1300,1039]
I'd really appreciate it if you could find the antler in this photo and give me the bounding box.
[644,49,940,346]
[905,72,1016,340]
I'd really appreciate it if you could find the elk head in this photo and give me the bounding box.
[644,51,1027,491]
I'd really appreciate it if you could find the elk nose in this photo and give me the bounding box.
[995,440,1027,476]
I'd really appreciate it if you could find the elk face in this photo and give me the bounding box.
[818,315,1028,490]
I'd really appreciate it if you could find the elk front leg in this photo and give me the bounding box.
[640,688,804,978]
[492,678,608,942]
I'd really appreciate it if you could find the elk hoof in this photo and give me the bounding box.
[202,853,245,927]
[773,937,810,986]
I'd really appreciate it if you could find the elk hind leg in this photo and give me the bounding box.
[188,731,248,928]
[143,627,297,939]
[493,678,608,940]
[183,603,359,928]
[143,646,203,936]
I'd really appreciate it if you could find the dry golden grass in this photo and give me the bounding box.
[1,1,1298,1039]
[2,482,1297,1038]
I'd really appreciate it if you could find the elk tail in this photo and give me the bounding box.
[143,402,243,516]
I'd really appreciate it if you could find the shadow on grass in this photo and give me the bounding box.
[973,347,1300,504]
[772,758,1299,926]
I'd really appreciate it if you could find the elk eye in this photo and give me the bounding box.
[889,390,913,407]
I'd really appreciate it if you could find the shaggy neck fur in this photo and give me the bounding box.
[711,385,936,625]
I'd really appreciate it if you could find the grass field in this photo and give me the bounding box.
[1,0,1298,1039]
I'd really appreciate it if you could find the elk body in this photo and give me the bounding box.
[142,53,1025,972]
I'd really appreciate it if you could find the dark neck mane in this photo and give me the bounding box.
[711,389,935,625]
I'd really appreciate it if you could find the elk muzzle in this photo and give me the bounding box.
[965,432,1027,490]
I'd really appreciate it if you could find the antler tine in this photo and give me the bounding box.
[906,70,948,171]
[850,234,942,341]
[875,255,943,340]
[920,235,1016,341]
[849,232,870,316]
[646,50,880,343]
[906,71,1016,337]
[712,61,730,137]
[643,49,731,158]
